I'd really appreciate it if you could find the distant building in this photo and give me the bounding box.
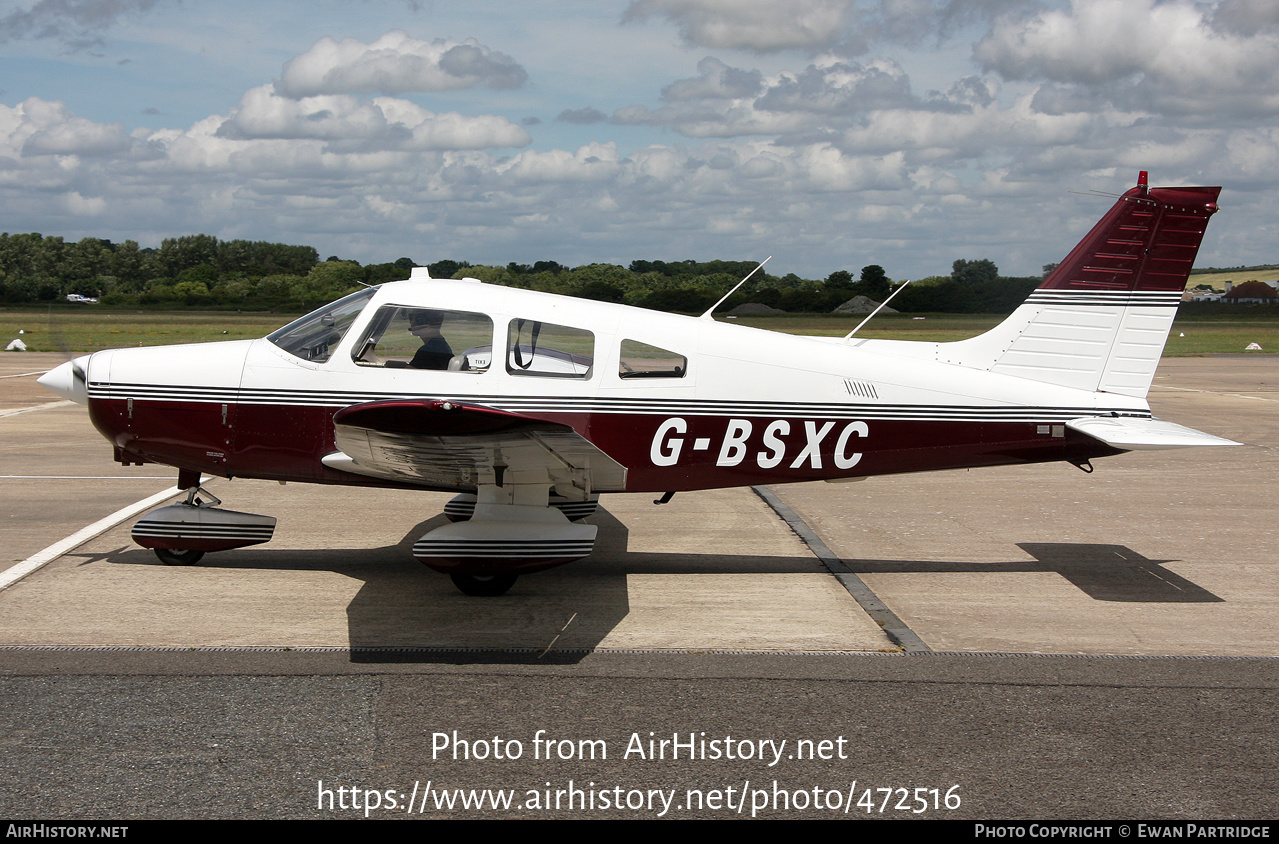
[1222,280,1279,303]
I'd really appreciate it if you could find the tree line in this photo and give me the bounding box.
[0,232,1041,314]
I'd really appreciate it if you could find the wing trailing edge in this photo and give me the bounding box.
[325,398,628,493]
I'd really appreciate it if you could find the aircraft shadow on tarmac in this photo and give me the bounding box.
[841,542,1222,603]
[93,508,1220,663]
[94,506,832,663]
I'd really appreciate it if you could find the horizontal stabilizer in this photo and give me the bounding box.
[1067,417,1239,451]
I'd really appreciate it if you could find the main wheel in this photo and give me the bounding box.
[154,548,205,566]
[449,572,517,596]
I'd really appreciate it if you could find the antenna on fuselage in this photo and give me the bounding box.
[698,256,772,321]
[842,279,913,341]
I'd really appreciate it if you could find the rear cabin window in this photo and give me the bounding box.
[352,306,494,372]
[618,340,687,378]
[506,319,594,379]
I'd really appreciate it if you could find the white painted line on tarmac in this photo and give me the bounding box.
[0,400,73,418]
[0,370,50,379]
[0,486,184,591]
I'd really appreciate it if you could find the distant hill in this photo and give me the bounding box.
[1187,265,1279,290]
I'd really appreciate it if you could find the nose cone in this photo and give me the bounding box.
[37,356,91,404]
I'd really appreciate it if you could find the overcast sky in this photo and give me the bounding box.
[2,0,1277,279]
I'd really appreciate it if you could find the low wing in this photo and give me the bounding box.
[1067,416,1240,450]
[322,399,627,495]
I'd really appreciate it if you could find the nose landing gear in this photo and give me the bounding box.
[153,547,206,566]
[131,470,276,565]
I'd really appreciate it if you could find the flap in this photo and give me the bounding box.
[325,399,628,493]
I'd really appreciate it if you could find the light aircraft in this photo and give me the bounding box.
[40,172,1236,595]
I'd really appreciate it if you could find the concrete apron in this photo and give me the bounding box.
[0,479,895,653]
[770,357,1279,657]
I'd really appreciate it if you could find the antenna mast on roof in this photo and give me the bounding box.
[699,257,772,320]
[842,279,913,340]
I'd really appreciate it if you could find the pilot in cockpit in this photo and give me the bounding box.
[407,310,454,370]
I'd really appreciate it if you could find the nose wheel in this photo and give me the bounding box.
[132,473,277,564]
[449,572,518,596]
[153,548,205,566]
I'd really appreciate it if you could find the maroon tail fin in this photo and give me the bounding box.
[939,174,1222,397]
[1040,177,1220,298]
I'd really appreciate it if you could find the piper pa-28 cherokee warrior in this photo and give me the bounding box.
[40,172,1236,596]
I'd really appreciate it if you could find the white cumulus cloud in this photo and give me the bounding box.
[5,3,1279,278]
[614,56,981,138]
[623,0,855,51]
[976,0,1279,117]
[275,31,528,98]
[4,97,134,157]
[215,85,529,152]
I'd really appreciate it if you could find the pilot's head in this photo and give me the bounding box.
[408,310,444,336]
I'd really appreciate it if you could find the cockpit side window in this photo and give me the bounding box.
[618,339,686,378]
[506,319,594,379]
[267,288,375,363]
[352,306,494,372]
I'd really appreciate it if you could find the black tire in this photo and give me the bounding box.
[449,572,517,596]
[154,548,205,566]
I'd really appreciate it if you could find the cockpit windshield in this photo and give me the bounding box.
[267,288,376,362]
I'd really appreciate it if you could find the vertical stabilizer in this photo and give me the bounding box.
[939,175,1220,398]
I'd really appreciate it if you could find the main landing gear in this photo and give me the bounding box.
[443,492,599,523]
[131,473,596,597]
[415,487,600,597]
[449,572,519,597]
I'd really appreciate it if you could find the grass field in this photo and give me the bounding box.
[1189,268,1279,290]
[1,309,288,353]
[2,307,1276,356]
[726,312,1278,355]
